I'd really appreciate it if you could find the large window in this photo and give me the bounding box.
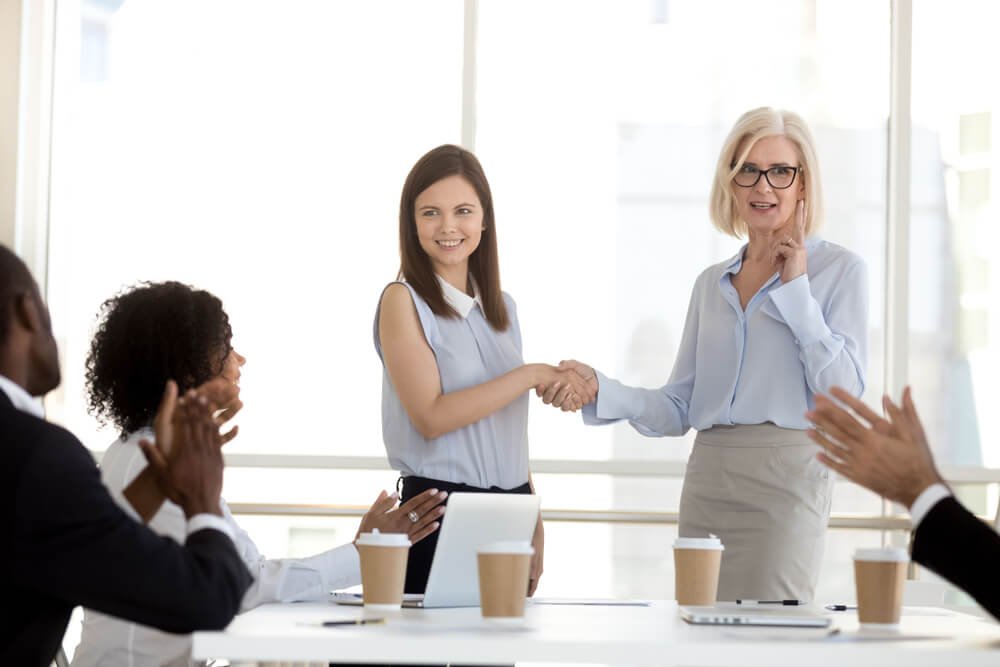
[909,0,1000,515]
[476,0,889,599]
[46,0,465,458]
[24,0,992,607]
[45,1,466,602]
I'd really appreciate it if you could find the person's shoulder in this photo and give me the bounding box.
[5,410,94,479]
[101,429,152,485]
[695,253,740,287]
[808,238,865,271]
[104,428,146,454]
[378,281,438,347]
[3,407,81,455]
[501,290,517,310]
[379,281,421,314]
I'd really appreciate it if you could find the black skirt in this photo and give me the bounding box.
[399,475,532,594]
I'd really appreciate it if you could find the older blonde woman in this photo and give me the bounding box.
[553,107,868,602]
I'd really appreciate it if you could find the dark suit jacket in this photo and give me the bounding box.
[0,390,253,667]
[912,495,1000,621]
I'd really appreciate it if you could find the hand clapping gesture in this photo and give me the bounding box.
[138,380,231,518]
[806,386,945,508]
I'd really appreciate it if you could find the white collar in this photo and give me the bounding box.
[436,274,482,319]
[0,374,45,419]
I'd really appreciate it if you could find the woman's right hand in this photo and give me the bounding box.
[532,361,598,411]
[355,488,447,546]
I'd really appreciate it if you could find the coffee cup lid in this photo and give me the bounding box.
[853,547,908,562]
[673,534,724,550]
[356,529,411,547]
[477,540,534,555]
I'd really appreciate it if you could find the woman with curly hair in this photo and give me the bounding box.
[72,281,446,667]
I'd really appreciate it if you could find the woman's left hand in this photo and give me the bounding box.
[773,199,808,283]
[528,515,544,596]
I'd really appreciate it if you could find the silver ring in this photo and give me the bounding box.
[407,510,419,523]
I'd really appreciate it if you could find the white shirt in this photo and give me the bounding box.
[910,482,952,528]
[0,374,44,418]
[71,429,361,667]
[436,273,482,317]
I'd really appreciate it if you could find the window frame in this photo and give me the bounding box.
[4,0,998,533]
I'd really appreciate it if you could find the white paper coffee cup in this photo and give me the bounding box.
[674,535,724,605]
[357,530,411,610]
[853,547,908,562]
[477,540,534,621]
[853,547,908,625]
[478,540,535,555]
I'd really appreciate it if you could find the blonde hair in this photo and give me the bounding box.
[709,107,823,238]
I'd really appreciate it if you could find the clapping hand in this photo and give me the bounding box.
[534,359,598,412]
[806,386,945,508]
[138,382,227,518]
[213,391,243,446]
[129,378,240,519]
[143,377,241,462]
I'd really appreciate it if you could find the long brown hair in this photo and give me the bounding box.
[398,144,509,331]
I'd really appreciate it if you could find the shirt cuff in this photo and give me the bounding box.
[587,371,637,424]
[187,513,236,542]
[909,483,951,529]
[768,274,831,347]
[581,370,610,425]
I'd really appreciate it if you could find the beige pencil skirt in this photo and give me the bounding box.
[678,423,833,603]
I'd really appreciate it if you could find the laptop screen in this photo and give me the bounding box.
[421,493,541,608]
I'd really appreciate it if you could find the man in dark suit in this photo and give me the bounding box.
[0,245,253,666]
[807,385,1000,621]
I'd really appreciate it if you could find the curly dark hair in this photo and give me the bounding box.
[85,281,233,436]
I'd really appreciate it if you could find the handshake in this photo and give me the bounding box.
[531,359,598,413]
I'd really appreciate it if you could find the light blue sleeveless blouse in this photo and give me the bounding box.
[374,280,530,489]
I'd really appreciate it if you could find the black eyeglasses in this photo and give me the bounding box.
[732,164,801,189]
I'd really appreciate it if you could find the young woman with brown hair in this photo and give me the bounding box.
[376,144,593,595]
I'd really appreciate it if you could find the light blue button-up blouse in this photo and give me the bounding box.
[374,278,530,489]
[584,238,867,435]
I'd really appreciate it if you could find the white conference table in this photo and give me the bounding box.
[193,599,1000,666]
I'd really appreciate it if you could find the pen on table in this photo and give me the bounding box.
[824,604,857,611]
[735,599,804,606]
[320,618,386,627]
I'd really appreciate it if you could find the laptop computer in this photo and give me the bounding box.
[679,605,832,628]
[332,492,541,609]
